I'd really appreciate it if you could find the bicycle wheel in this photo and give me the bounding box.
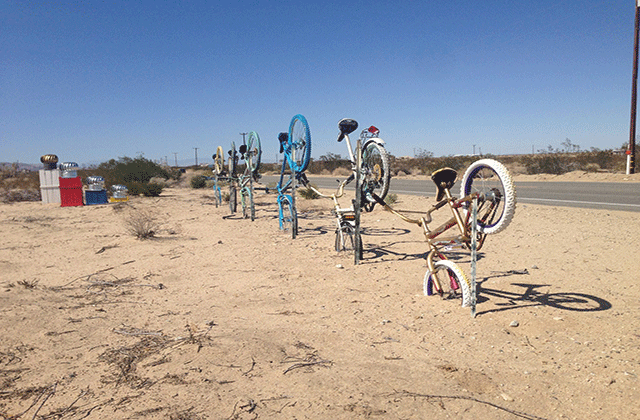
[241,187,248,219]
[229,184,237,213]
[214,146,224,175]
[424,259,471,307]
[459,159,516,235]
[335,220,356,252]
[241,187,255,221]
[214,185,222,208]
[228,142,237,177]
[362,141,391,204]
[279,195,297,239]
[288,114,311,173]
[247,131,262,177]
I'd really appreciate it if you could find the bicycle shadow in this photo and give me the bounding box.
[475,270,612,315]
[361,243,485,265]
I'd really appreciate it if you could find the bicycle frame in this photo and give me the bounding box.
[276,131,302,237]
[371,186,491,293]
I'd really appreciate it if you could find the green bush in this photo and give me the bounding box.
[144,182,164,197]
[190,175,207,189]
[127,181,164,197]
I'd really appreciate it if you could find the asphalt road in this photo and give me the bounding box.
[260,175,640,212]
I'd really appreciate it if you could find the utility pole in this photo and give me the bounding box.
[240,132,248,145]
[193,148,199,167]
[628,0,639,174]
[472,144,476,155]
[173,153,178,167]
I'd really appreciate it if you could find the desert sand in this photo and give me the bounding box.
[1,174,639,419]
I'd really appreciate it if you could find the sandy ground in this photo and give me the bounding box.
[1,173,639,419]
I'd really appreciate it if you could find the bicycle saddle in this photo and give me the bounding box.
[278,132,288,153]
[431,167,457,201]
[338,118,358,142]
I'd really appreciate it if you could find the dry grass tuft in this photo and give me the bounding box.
[124,208,159,239]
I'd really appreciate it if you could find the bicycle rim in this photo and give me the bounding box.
[362,141,390,204]
[460,159,516,235]
[288,114,311,173]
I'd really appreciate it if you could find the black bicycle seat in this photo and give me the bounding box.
[338,118,358,142]
[431,167,458,201]
[278,132,288,153]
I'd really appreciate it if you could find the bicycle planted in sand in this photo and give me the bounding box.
[299,118,391,264]
[371,159,516,307]
[226,132,262,220]
[276,114,311,238]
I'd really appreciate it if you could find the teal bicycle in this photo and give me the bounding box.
[276,114,311,238]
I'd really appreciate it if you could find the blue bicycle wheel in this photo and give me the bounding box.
[247,131,262,177]
[288,114,311,173]
[278,194,297,239]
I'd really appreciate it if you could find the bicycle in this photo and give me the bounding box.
[370,159,516,307]
[276,114,311,238]
[298,118,392,263]
[227,132,262,220]
[211,146,225,207]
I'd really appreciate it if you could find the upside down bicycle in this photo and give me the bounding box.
[225,132,262,220]
[371,159,516,307]
[276,114,311,238]
[299,118,391,263]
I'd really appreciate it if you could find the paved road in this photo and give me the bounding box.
[260,175,640,212]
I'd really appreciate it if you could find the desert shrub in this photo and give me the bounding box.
[308,154,351,174]
[125,208,159,239]
[299,185,320,199]
[0,165,41,203]
[521,154,575,175]
[190,175,207,189]
[79,156,178,194]
[0,189,41,203]
[144,182,164,196]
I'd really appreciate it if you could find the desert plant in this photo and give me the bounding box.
[190,175,207,189]
[298,185,320,199]
[125,208,159,239]
[143,182,164,197]
[17,279,39,289]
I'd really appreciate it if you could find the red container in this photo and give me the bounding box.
[59,177,83,207]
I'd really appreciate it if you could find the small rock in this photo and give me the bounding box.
[500,393,514,401]
[531,265,539,269]
[509,320,519,327]
[336,264,344,269]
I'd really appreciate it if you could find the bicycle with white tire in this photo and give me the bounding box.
[370,159,516,307]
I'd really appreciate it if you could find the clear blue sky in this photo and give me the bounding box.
[1,0,635,166]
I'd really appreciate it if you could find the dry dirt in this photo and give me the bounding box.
[0,173,638,419]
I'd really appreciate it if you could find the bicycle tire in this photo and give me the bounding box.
[279,195,297,239]
[362,141,391,204]
[247,131,262,177]
[229,184,237,213]
[423,259,471,307]
[214,146,224,175]
[288,114,311,173]
[214,185,222,208]
[228,142,237,177]
[459,159,516,235]
[335,221,356,252]
[241,187,248,219]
